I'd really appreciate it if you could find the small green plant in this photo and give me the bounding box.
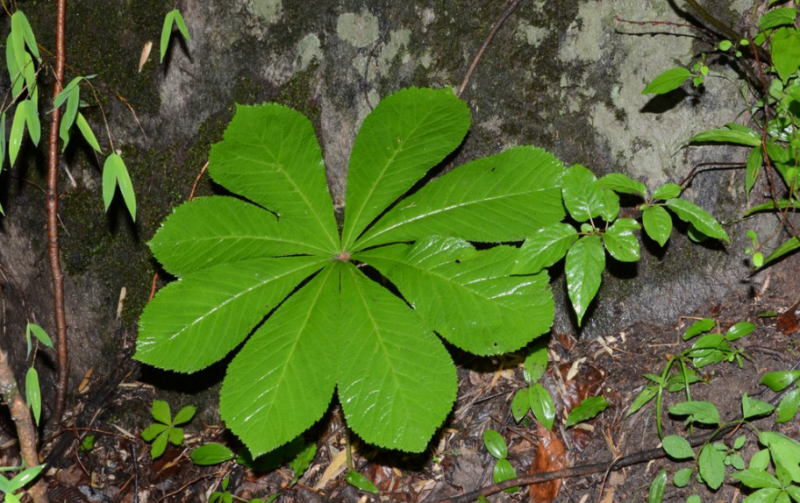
[565,396,609,428]
[483,429,518,493]
[141,400,196,459]
[23,323,51,427]
[627,319,755,437]
[80,435,96,452]
[0,465,44,503]
[345,471,379,495]
[511,342,555,430]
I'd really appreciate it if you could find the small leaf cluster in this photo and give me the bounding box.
[141,400,196,459]
[160,9,191,63]
[627,319,755,437]
[511,342,555,430]
[483,429,518,493]
[516,167,728,325]
[0,465,43,503]
[643,3,800,268]
[731,432,800,503]
[212,477,272,503]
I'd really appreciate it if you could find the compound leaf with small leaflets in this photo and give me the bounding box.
[136,88,564,457]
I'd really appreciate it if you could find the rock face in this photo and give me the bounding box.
[0,0,788,421]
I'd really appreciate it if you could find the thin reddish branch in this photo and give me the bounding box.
[47,0,69,428]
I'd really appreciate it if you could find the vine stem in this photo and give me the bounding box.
[47,0,69,428]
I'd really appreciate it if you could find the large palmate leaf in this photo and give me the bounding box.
[359,236,554,355]
[137,88,565,457]
[355,147,565,249]
[136,256,327,372]
[337,263,457,451]
[220,266,340,456]
[208,104,340,251]
[341,87,470,248]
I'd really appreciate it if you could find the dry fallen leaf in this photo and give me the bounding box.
[529,423,566,503]
[777,302,800,335]
[139,41,153,72]
[314,447,347,490]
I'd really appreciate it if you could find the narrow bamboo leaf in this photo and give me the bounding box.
[699,444,725,490]
[10,14,28,72]
[690,127,762,147]
[665,198,730,243]
[26,323,52,349]
[772,27,800,82]
[25,368,40,426]
[359,237,554,355]
[11,12,40,61]
[346,471,379,494]
[173,10,192,41]
[208,104,339,252]
[173,406,196,425]
[649,469,667,503]
[763,236,800,266]
[777,388,800,423]
[9,101,28,165]
[561,164,604,222]
[23,99,39,146]
[356,147,565,249]
[25,324,31,358]
[598,173,648,197]
[59,86,80,151]
[760,8,798,30]
[483,429,507,459]
[113,155,137,221]
[523,341,548,384]
[220,266,340,457]
[511,389,530,422]
[160,10,177,63]
[191,443,235,465]
[529,383,555,430]
[745,199,797,216]
[5,35,23,99]
[746,147,763,199]
[663,435,694,459]
[342,88,470,247]
[135,257,326,373]
[602,218,641,262]
[336,264,457,452]
[0,112,6,174]
[760,370,800,391]
[626,384,658,417]
[52,77,82,110]
[565,396,608,427]
[75,113,101,152]
[20,51,36,106]
[102,154,119,211]
[151,197,325,277]
[652,183,682,200]
[6,465,43,494]
[514,223,577,274]
[151,400,172,424]
[642,68,691,95]
[565,235,605,326]
[642,205,672,246]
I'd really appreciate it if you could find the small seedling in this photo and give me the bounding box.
[141,400,195,459]
[511,342,556,430]
[483,429,518,493]
[0,465,44,503]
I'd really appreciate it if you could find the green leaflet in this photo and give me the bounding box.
[102,153,137,221]
[665,198,730,243]
[9,100,28,165]
[208,104,339,252]
[136,256,327,372]
[763,236,800,266]
[772,27,800,82]
[642,68,691,95]
[698,444,725,490]
[150,197,325,276]
[356,147,565,249]
[336,263,457,452]
[642,205,672,247]
[561,164,604,222]
[690,126,762,147]
[597,173,647,197]
[59,85,80,150]
[566,235,605,326]
[342,87,470,248]
[75,113,101,152]
[760,8,798,31]
[602,218,641,262]
[746,146,763,199]
[221,266,340,456]
[359,237,554,355]
[529,383,555,430]
[160,10,191,63]
[648,469,667,503]
[25,367,40,426]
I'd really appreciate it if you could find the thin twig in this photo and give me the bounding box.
[47,0,69,431]
[457,0,524,98]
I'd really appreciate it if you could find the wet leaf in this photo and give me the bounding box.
[529,383,556,431]
[761,371,800,392]
[511,389,530,422]
[483,429,507,460]
[528,423,566,502]
[493,458,518,492]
